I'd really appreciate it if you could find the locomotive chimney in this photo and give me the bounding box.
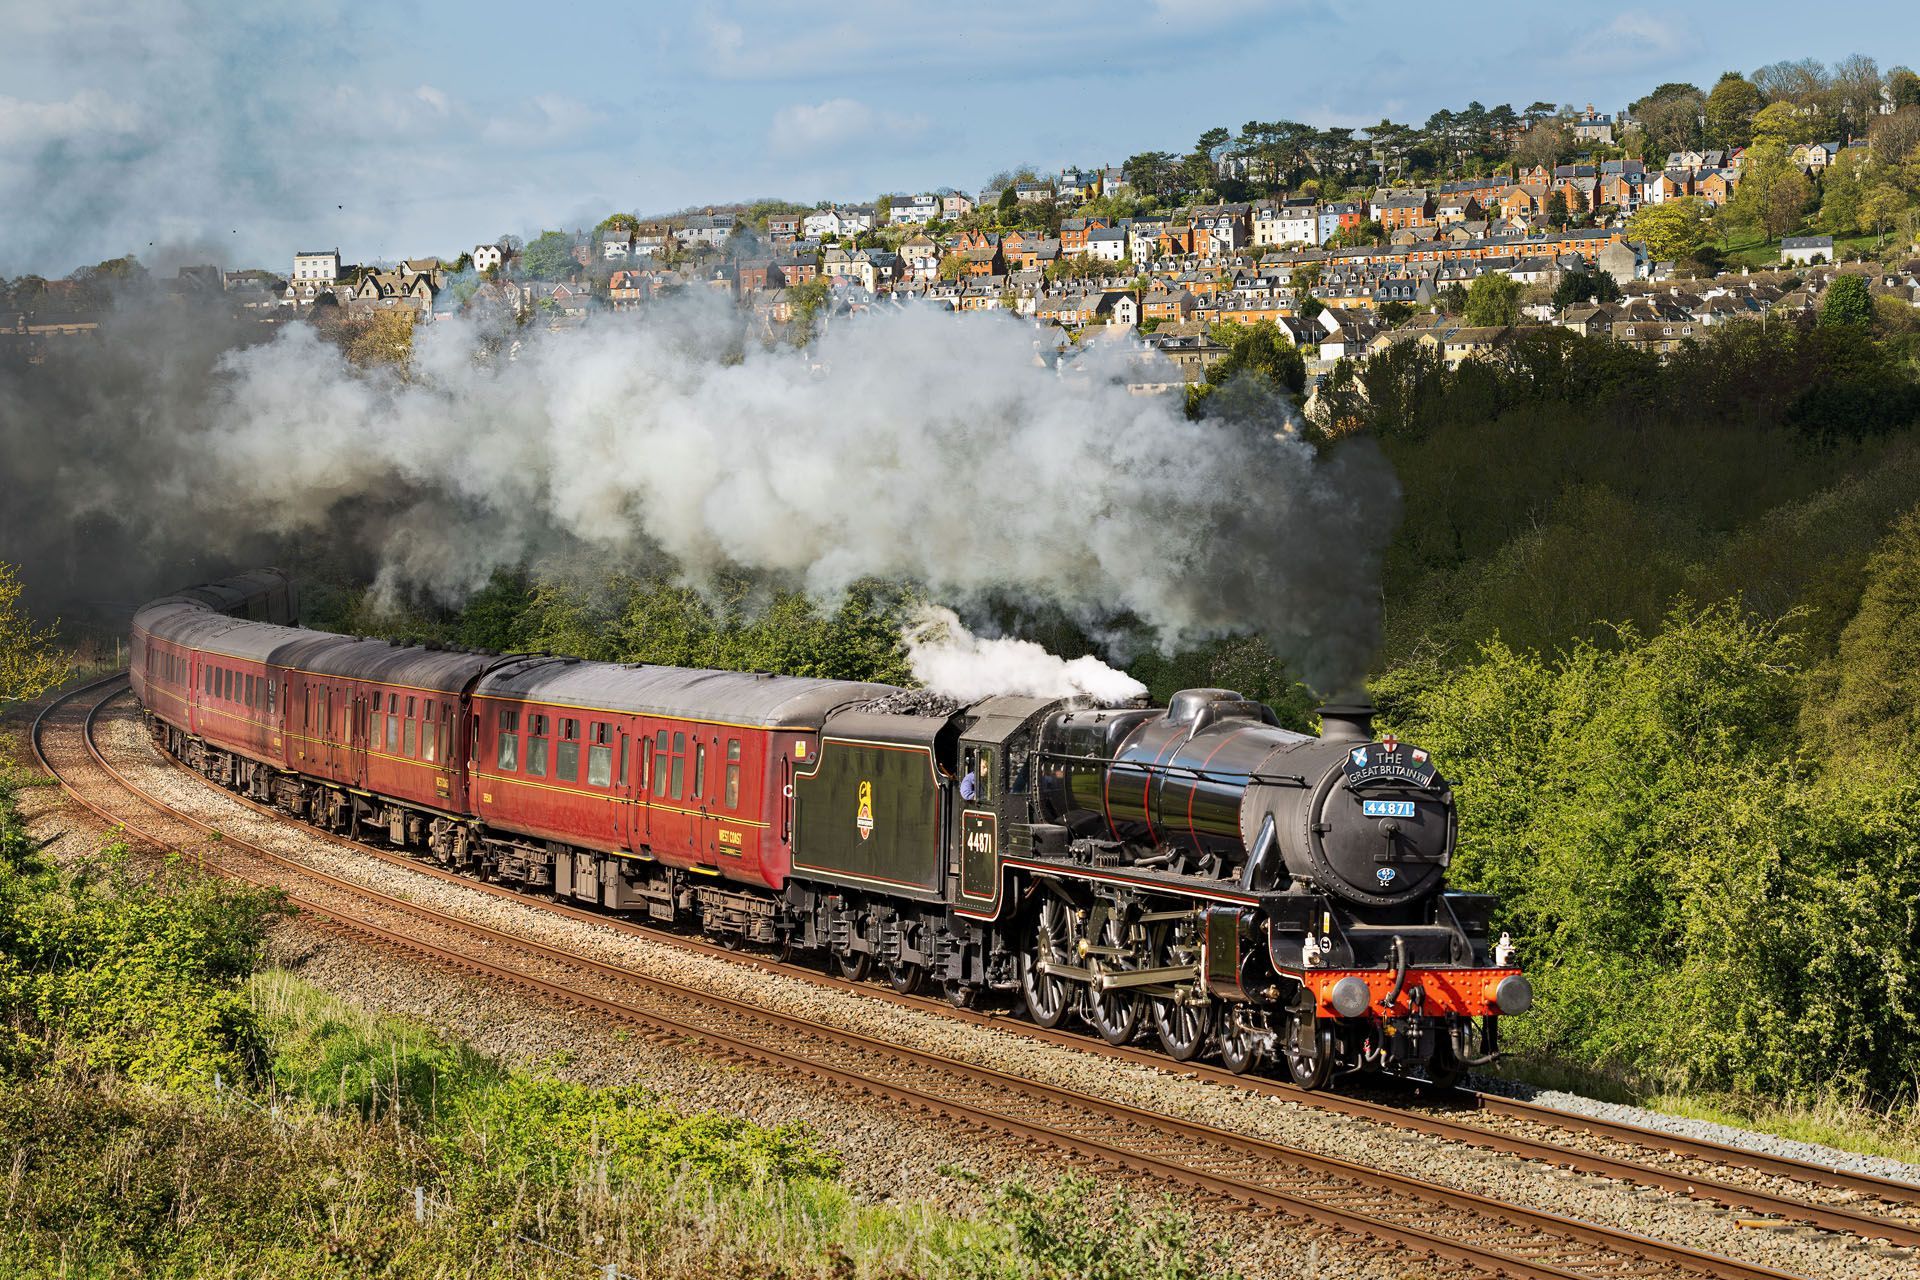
[1316,703,1376,743]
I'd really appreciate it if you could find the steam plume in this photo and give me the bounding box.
[0,294,1397,688]
[906,606,1146,704]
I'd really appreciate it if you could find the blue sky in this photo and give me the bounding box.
[2,0,1917,274]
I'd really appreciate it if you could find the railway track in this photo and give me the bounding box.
[81,674,1920,1252]
[30,673,1897,1280]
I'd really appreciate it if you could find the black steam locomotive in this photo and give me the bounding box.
[134,571,1528,1088]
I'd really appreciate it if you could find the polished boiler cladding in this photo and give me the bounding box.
[132,572,1526,1088]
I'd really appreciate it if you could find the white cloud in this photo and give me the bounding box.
[0,90,139,147]
[1599,11,1689,60]
[768,97,926,153]
[480,94,602,147]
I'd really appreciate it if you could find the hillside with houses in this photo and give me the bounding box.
[7,57,1920,408]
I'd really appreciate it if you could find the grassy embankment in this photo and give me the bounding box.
[0,745,1233,1280]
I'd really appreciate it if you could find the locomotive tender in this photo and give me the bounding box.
[131,570,1529,1086]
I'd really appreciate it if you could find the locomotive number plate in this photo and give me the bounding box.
[1362,800,1416,818]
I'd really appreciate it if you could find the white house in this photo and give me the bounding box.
[471,244,505,273]
[675,212,737,247]
[1272,206,1318,246]
[1780,234,1834,265]
[1108,293,1139,328]
[940,192,976,219]
[292,248,340,284]
[1084,226,1128,262]
[802,206,876,239]
[887,193,940,225]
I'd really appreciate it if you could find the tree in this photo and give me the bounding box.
[785,277,831,346]
[1704,72,1763,148]
[1721,143,1812,244]
[1631,82,1705,154]
[1628,198,1714,262]
[937,252,969,281]
[1829,53,1884,137]
[1462,272,1521,327]
[1193,319,1306,398]
[1868,107,1920,168]
[1553,267,1621,308]
[1121,151,1179,201]
[594,213,639,236]
[1890,67,1920,111]
[1544,188,1570,229]
[520,230,577,280]
[1809,503,1920,756]
[1818,150,1869,234]
[1437,281,1469,315]
[0,563,66,704]
[1819,274,1874,329]
[343,310,416,372]
[1751,100,1818,149]
[997,186,1019,219]
[1767,167,1813,240]
[1861,184,1908,245]
[1513,119,1568,170]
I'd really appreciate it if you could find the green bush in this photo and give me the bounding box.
[0,775,285,1088]
[1386,603,1920,1101]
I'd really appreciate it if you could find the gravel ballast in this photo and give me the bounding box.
[41,699,1920,1279]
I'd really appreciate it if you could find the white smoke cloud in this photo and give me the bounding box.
[906,606,1146,704]
[190,299,1395,686]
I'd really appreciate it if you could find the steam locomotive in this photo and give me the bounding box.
[131,570,1528,1087]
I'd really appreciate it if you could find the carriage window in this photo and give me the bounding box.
[618,732,628,788]
[371,706,384,750]
[587,723,612,788]
[724,739,741,809]
[496,708,519,771]
[527,714,548,777]
[440,708,452,763]
[247,674,258,707]
[692,741,706,800]
[651,731,666,792]
[555,717,579,782]
[670,732,685,799]
[423,701,437,763]
[403,710,416,758]
[224,669,234,701]
[267,680,276,717]
[324,688,333,735]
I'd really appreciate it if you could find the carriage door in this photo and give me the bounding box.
[608,725,633,851]
[348,688,368,789]
[691,730,718,864]
[633,722,656,852]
